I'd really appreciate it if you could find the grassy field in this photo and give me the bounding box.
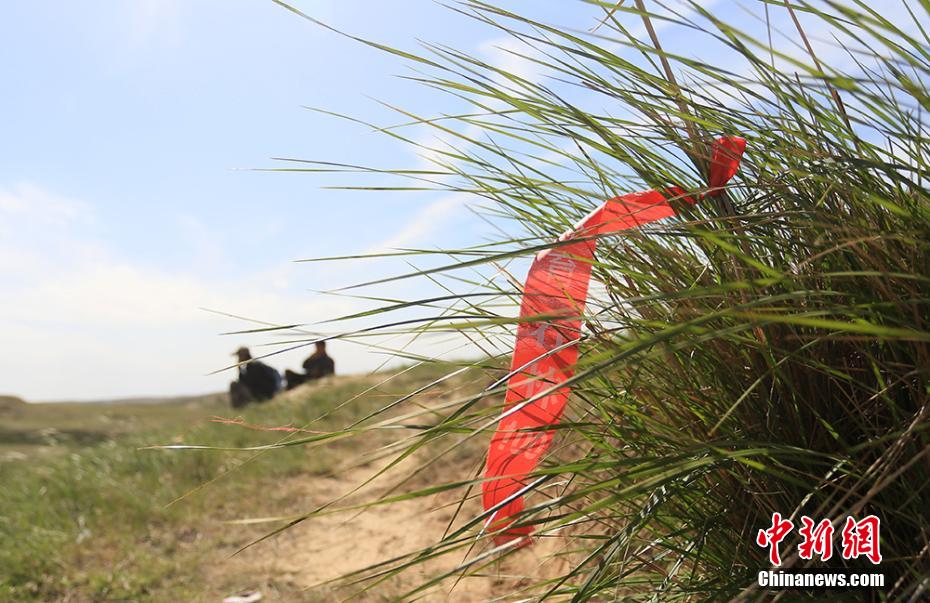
[0,393,228,462]
[0,363,472,602]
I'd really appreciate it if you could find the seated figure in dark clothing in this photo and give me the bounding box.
[285,341,336,390]
[229,347,281,408]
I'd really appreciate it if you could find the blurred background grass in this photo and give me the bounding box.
[0,362,470,601]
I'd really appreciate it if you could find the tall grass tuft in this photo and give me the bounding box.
[269,0,930,599]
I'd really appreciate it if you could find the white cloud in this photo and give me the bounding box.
[368,193,469,252]
[478,35,546,88]
[0,182,484,401]
[0,182,91,225]
[408,34,544,172]
[0,183,354,400]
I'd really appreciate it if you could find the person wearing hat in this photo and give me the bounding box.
[229,347,281,408]
[284,341,335,390]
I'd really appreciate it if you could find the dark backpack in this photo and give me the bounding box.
[245,361,281,399]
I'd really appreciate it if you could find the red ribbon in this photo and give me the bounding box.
[482,137,746,545]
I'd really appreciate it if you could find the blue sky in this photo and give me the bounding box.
[1,0,903,401]
[0,0,599,400]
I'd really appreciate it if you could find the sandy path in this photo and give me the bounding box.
[208,455,575,602]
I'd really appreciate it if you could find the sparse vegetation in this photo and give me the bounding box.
[0,363,464,601]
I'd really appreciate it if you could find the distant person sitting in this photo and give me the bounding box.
[284,341,335,390]
[229,347,281,408]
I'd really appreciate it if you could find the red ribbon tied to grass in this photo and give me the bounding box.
[482,136,746,545]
